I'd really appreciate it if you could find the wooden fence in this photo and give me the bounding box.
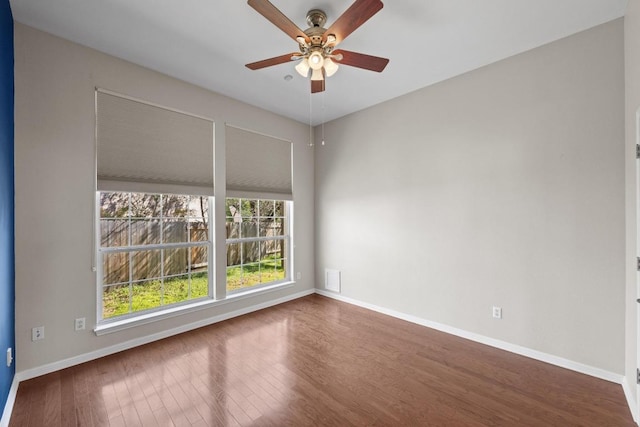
[225,221,284,266]
[101,219,284,285]
[101,220,208,285]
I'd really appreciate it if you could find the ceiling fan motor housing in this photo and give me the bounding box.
[306,9,327,28]
[303,10,328,49]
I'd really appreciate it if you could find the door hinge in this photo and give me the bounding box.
[637,368,640,384]
[636,144,640,159]
[637,257,640,271]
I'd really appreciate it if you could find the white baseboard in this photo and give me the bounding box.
[0,376,19,427]
[15,288,315,382]
[315,289,624,385]
[622,377,638,424]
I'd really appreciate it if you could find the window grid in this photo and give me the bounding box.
[98,192,211,321]
[225,198,289,294]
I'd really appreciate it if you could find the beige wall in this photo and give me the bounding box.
[625,0,640,409]
[13,23,315,372]
[315,19,625,373]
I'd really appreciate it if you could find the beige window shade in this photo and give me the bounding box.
[96,90,214,196]
[225,125,292,200]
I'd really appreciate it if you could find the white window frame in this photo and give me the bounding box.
[96,192,214,324]
[225,198,292,294]
[93,193,296,335]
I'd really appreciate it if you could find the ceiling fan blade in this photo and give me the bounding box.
[323,0,383,45]
[333,49,389,72]
[248,0,310,44]
[311,79,325,93]
[246,53,300,70]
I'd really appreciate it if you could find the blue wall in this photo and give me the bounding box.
[0,0,14,416]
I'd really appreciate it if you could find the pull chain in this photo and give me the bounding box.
[309,90,314,147]
[321,90,325,146]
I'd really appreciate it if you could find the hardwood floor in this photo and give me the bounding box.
[9,294,635,426]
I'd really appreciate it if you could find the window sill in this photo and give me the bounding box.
[94,281,295,336]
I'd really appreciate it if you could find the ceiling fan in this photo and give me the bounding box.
[245,0,389,93]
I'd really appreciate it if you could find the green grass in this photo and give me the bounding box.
[103,272,208,319]
[226,257,286,292]
[103,260,286,319]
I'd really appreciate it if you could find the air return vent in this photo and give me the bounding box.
[325,269,341,293]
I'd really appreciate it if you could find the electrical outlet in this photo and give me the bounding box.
[296,272,301,280]
[32,326,44,341]
[6,347,12,367]
[75,317,86,331]
[492,306,502,319]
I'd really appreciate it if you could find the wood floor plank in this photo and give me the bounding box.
[9,294,635,426]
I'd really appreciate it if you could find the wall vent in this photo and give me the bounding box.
[325,269,341,293]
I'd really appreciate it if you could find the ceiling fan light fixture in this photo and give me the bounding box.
[310,67,324,81]
[308,51,324,70]
[295,58,310,77]
[245,0,389,94]
[323,58,339,77]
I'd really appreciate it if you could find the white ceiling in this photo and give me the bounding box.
[10,0,629,125]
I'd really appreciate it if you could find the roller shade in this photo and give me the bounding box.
[96,90,214,196]
[226,125,293,200]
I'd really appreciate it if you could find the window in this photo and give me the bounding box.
[95,90,215,325]
[94,91,296,327]
[98,192,212,320]
[226,198,290,293]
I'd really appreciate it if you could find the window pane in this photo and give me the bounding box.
[163,274,191,304]
[102,284,130,319]
[131,279,162,313]
[101,218,129,247]
[164,247,187,276]
[242,199,258,219]
[272,266,286,281]
[241,220,258,238]
[242,241,259,264]
[258,218,269,237]
[259,200,274,217]
[130,193,161,218]
[226,217,240,239]
[132,250,161,281]
[189,196,209,220]
[261,239,284,262]
[164,249,207,303]
[274,201,284,217]
[242,263,261,288]
[259,261,276,284]
[226,198,240,217]
[273,218,284,236]
[226,266,243,292]
[162,194,189,218]
[190,221,209,242]
[131,219,161,245]
[100,192,130,218]
[260,218,283,237]
[191,245,208,269]
[103,252,129,285]
[226,243,241,267]
[190,271,208,299]
[261,240,286,282]
[162,219,188,243]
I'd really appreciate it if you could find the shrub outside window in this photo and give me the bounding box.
[98,192,212,321]
[225,198,290,293]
